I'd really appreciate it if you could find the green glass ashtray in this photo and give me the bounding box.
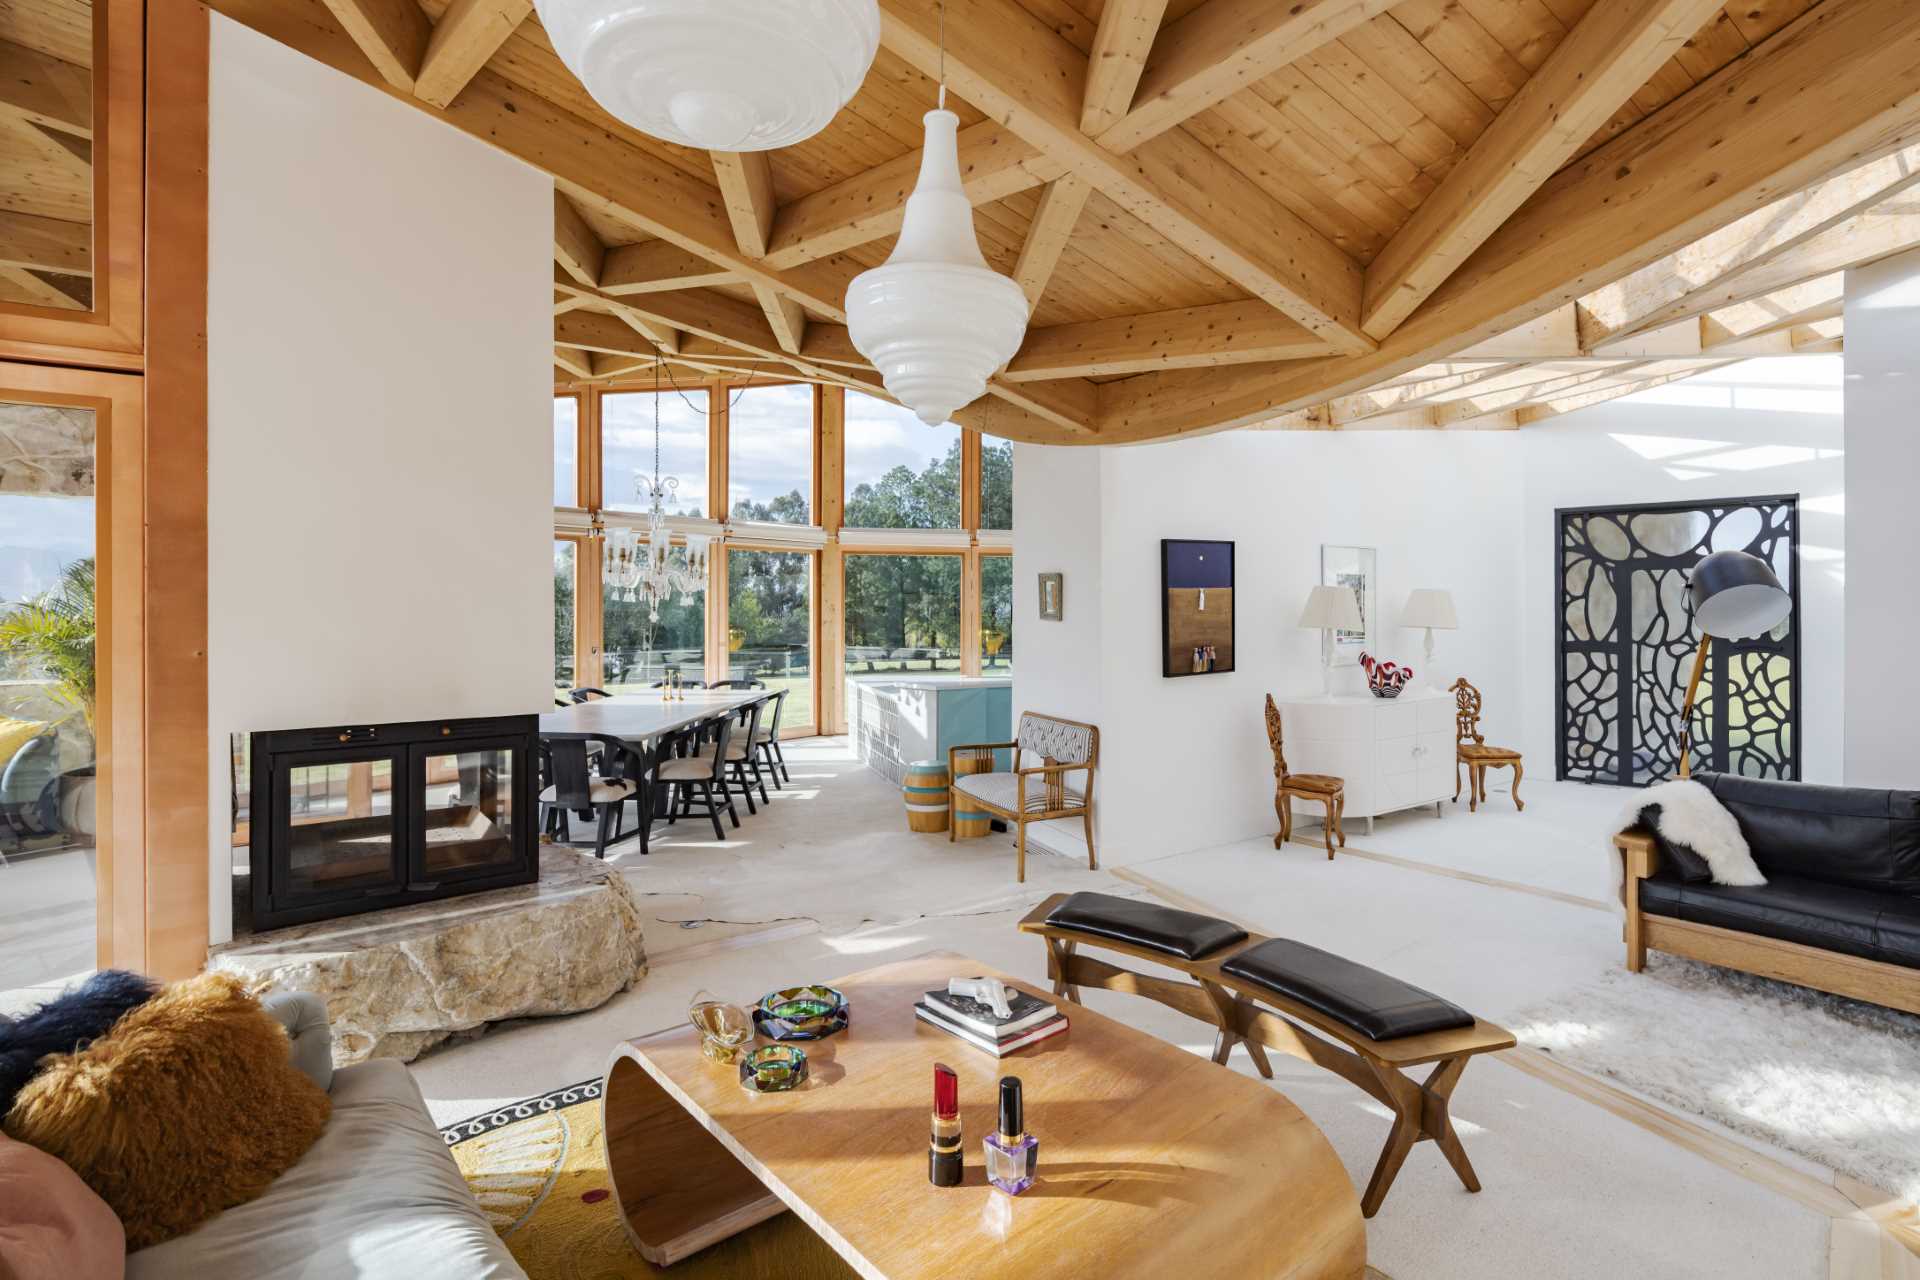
[739,1044,809,1094]
[752,985,850,1040]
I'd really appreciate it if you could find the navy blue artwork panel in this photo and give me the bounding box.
[1165,541,1233,589]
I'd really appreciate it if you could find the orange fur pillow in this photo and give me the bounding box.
[2,971,331,1250]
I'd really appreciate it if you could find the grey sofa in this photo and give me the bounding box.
[128,994,526,1279]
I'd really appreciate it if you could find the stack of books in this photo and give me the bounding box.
[914,982,1069,1057]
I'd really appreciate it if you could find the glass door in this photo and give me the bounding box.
[267,746,408,917]
[410,738,524,888]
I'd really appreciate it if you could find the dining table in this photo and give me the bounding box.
[538,691,770,846]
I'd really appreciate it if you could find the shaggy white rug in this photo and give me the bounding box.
[1513,953,1920,1202]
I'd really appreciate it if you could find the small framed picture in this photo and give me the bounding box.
[1161,539,1234,677]
[1037,572,1064,621]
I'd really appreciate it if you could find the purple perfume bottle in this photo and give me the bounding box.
[982,1076,1038,1195]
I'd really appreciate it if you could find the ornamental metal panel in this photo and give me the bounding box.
[1556,496,1800,785]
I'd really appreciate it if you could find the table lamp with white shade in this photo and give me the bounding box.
[1298,585,1362,696]
[1400,589,1458,688]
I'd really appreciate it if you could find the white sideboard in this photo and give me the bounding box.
[1279,691,1455,834]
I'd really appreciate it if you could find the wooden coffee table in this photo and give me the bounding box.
[602,951,1366,1278]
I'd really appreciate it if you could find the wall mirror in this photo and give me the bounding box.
[0,0,95,312]
[1320,544,1375,667]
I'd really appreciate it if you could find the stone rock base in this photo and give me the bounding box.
[211,847,645,1065]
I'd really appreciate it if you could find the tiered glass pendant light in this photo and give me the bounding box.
[603,357,711,624]
[845,8,1029,424]
[535,0,881,151]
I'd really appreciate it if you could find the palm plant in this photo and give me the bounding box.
[0,557,96,736]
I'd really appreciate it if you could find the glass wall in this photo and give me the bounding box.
[0,401,96,988]
[553,539,576,690]
[553,395,579,507]
[844,391,961,528]
[844,554,963,676]
[604,389,708,516]
[729,384,812,523]
[727,548,814,730]
[982,437,1013,530]
[603,550,705,691]
[980,555,1013,673]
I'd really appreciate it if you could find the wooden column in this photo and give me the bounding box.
[818,387,845,734]
[960,547,982,677]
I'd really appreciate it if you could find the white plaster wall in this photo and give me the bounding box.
[1015,432,1525,866]
[1514,358,1846,782]
[206,16,553,941]
[1843,250,1920,787]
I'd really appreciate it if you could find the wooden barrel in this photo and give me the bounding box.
[902,760,950,833]
[950,749,994,840]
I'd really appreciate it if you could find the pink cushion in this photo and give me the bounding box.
[0,1132,124,1280]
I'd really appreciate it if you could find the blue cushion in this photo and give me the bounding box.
[0,969,159,1112]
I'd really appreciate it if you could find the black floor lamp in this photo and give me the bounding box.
[1677,549,1793,779]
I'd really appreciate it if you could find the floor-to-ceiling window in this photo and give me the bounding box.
[551,376,1013,733]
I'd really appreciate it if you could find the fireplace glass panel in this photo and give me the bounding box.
[285,759,400,896]
[419,747,518,879]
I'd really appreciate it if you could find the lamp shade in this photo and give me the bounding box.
[535,0,880,151]
[1401,588,1457,630]
[845,110,1030,425]
[1298,584,1362,631]
[1689,549,1791,639]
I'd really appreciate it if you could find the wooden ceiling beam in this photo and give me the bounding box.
[765,123,1057,270]
[1432,362,1653,426]
[0,263,85,308]
[1361,0,1726,340]
[1327,361,1525,424]
[553,345,592,378]
[553,191,605,287]
[314,0,430,92]
[754,284,808,355]
[1003,300,1330,380]
[0,210,91,276]
[1009,175,1090,311]
[415,0,532,109]
[1094,0,1920,439]
[600,241,742,293]
[1577,144,1920,349]
[1080,0,1168,136]
[1514,361,1743,427]
[1099,0,1394,154]
[877,0,1372,353]
[712,151,777,260]
[0,38,90,138]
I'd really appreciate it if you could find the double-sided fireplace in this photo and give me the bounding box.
[240,715,539,932]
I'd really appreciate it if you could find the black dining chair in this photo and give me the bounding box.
[707,678,766,690]
[656,713,738,839]
[751,689,789,788]
[539,733,643,859]
[651,678,707,690]
[569,687,612,703]
[698,696,769,813]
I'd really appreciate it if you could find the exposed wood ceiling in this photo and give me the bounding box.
[0,0,93,311]
[206,0,1920,443]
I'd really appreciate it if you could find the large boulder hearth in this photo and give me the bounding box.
[211,846,645,1065]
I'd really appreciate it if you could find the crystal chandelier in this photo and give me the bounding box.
[844,4,1028,425]
[602,358,710,623]
[534,0,880,151]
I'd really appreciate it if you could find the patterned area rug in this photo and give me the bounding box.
[444,1080,853,1279]
[1512,953,1920,1202]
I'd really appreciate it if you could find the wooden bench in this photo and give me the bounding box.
[1018,891,1515,1217]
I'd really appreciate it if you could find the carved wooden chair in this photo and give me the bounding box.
[1449,678,1523,812]
[1264,695,1345,858]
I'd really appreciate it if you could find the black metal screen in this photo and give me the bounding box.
[1556,495,1800,785]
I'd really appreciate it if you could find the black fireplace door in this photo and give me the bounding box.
[264,744,409,918]
[407,736,529,891]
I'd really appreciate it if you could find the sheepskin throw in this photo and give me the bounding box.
[2,971,331,1250]
[0,969,158,1114]
[1608,779,1766,911]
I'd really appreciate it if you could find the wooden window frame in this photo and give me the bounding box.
[556,379,1012,739]
[0,0,145,366]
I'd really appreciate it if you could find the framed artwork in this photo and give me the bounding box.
[1320,545,1375,667]
[1037,572,1064,620]
[1161,539,1234,676]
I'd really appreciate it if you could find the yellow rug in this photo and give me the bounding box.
[445,1080,854,1280]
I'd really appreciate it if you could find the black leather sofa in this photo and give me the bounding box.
[1617,772,1920,1014]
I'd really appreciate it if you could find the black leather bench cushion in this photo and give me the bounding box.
[1639,873,1920,969]
[1221,939,1474,1041]
[1697,772,1920,896]
[1044,891,1247,960]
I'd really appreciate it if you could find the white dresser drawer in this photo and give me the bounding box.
[1373,701,1417,739]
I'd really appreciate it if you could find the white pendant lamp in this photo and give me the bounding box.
[535,0,880,151]
[845,48,1028,424]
